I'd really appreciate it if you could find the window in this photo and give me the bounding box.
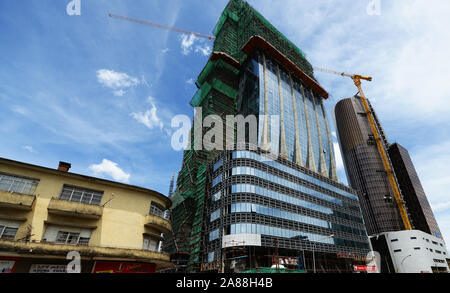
[211,191,221,202]
[43,225,92,246]
[212,174,222,187]
[210,209,220,222]
[410,237,417,240]
[0,226,18,240]
[55,231,90,245]
[209,229,219,241]
[0,220,20,240]
[149,202,165,218]
[143,236,159,252]
[59,185,103,206]
[213,160,222,172]
[393,249,402,253]
[391,239,399,242]
[414,247,421,250]
[0,173,39,195]
[208,251,215,263]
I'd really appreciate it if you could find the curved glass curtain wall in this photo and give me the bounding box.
[239,52,335,178]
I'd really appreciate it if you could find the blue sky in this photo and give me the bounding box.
[1,0,450,244]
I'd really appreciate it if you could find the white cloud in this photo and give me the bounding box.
[96,69,140,96]
[23,146,37,153]
[435,212,450,247]
[181,34,196,55]
[113,89,125,97]
[195,44,212,56]
[180,34,212,56]
[432,202,450,213]
[186,78,194,85]
[131,97,164,130]
[89,159,130,183]
[12,106,27,116]
[412,140,450,206]
[161,48,170,54]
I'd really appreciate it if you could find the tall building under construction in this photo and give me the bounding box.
[164,0,370,272]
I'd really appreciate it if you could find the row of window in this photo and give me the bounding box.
[231,183,333,215]
[0,173,39,195]
[392,237,445,248]
[0,172,167,218]
[393,247,446,255]
[208,222,368,249]
[229,202,330,229]
[55,231,90,246]
[149,202,166,218]
[230,167,343,206]
[59,185,103,206]
[1,220,161,252]
[228,223,335,245]
[211,184,363,225]
[232,151,358,200]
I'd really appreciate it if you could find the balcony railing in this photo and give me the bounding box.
[47,197,103,219]
[0,239,172,269]
[0,190,35,210]
[145,214,171,234]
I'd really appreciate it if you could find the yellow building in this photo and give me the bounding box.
[0,157,173,273]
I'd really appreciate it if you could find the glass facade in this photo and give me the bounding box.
[237,52,336,179]
[205,149,371,267]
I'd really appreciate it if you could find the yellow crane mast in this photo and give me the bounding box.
[314,67,412,230]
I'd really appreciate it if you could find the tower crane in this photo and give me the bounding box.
[314,67,412,230]
[108,14,216,40]
[108,13,413,230]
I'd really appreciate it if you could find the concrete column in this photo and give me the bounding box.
[300,85,316,172]
[289,74,303,166]
[260,53,270,152]
[277,64,288,159]
[311,89,328,177]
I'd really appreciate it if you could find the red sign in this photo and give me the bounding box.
[0,257,18,273]
[353,265,377,272]
[92,261,155,273]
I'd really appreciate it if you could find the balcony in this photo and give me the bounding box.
[0,239,173,270]
[0,190,35,210]
[144,214,171,234]
[47,198,103,219]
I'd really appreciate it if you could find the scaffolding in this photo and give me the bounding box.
[166,0,323,272]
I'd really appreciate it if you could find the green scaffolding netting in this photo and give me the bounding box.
[190,78,238,107]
